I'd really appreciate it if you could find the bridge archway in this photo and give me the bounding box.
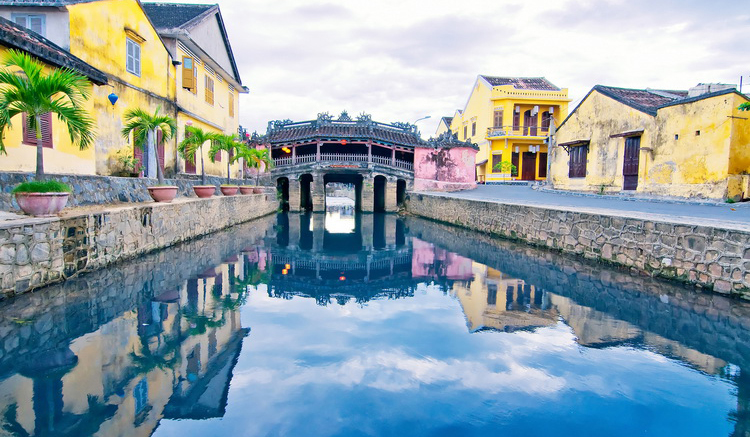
[324,173,363,211]
[299,174,313,211]
[276,177,289,211]
[373,175,387,212]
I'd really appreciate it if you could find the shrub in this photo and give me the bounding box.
[12,180,72,193]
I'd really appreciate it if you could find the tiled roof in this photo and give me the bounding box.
[480,76,561,91]
[266,122,425,148]
[0,17,107,85]
[441,116,453,126]
[593,85,686,114]
[142,3,215,30]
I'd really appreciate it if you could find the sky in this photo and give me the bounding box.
[203,0,748,137]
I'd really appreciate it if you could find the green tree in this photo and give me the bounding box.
[178,125,217,185]
[0,49,95,179]
[121,107,176,185]
[209,133,241,185]
[234,144,274,186]
[493,161,517,180]
[739,102,750,111]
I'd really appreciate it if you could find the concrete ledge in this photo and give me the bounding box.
[406,192,750,298]
[0,193,278,298]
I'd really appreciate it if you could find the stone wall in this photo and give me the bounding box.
[0,171,260,211]
[0,194,277,298]
[406,192,750,298]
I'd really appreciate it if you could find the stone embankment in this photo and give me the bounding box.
[406,192,750,298]
[0,193,277,298]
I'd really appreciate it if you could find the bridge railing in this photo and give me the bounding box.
[273,153,413,172]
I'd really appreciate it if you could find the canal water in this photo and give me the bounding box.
[0,211,749,436]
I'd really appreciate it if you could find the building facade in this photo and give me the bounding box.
[0,0,245,179]
[448,76,570,183]
[549,84,750,200]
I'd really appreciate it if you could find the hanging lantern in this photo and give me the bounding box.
[107,92,118,106]
[340,139,347,145]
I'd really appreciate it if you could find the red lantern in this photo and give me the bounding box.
[339,275,346,281]
[340,139,347,145]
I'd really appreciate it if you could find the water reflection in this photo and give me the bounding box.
[0,213,748,435]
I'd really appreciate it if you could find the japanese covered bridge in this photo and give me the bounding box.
[261,111,478,212]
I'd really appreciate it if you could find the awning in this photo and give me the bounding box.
[557,139,590,153]
[475,159,488,166]
[610,129,644,138]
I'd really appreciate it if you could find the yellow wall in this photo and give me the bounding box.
[0,45,98,175]
[450,77,569,183]
[550,89,750,200]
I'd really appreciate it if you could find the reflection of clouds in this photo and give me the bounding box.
[234,349,565,395]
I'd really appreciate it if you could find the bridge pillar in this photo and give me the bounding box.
[312,173,326,212]
[313,212,325,252]
[361,176,374,212]
[289,178,301,212]
[385,176,398,212]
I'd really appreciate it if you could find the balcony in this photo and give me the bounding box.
[273,153,413,171]
[486,125,550,139]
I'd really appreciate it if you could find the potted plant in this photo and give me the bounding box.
[121,107,177,202]
[111,145,141,177]
[178,125,218,198]
[209,133,241,196]
[234,144,273,194]
[0,50,95,216]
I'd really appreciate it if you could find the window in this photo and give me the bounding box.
[205,75,214,105]
[471,122,476,136]
[228,92,234,117]
[491,153,502,173]
[126,37,141,76]
[463,125,467,139]
[22,113,53,148]
[541,111,551,133]
[213,140,221,162]
[512,110,520,131]
[511,152,519,177]
[12,14,45,36]
[493,109,504,128]
[182,56,195,91]
[568,144,588,178]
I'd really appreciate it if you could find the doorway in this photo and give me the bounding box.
[623,136,640,190]
[521,152,537,181]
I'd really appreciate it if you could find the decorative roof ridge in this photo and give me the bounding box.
[420,131,478,150]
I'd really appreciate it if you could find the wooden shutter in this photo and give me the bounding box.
[205,76,214,105]
[463,126,467,139]
[493,109,503,128]
[491,154,502,172]
[538,152,548,178]
[568,145,588,178]
[133,133,144,176]
[512,111,520,131]
[541,112,550,133]
[511,152,519,177]
[182,56,195,90]
[471,122,476,136]
[184,128,196,173]
[228,93,234,117]
[22,113,52,148]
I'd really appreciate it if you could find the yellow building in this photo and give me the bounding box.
[0,0,246,179]
[434,116,453,136]
[549,84,750,200]
[142,2,248,179]
[449,76,570,183]
[0,17,108,175]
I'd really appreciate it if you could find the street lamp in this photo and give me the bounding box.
[413,115,431,124]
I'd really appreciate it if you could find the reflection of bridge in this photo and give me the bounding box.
[265,112,421,212]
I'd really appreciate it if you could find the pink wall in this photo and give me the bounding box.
[411,238,474,280]
[414,147,477,192]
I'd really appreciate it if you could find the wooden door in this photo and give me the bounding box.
[522,152,536,180]
[538,152,548,178]
[622,136,640,190]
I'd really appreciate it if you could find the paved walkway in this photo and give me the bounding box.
[422,185,750,229]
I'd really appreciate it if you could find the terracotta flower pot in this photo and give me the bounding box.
[220,186,239,196]
[239,186,254,195]
[147,186,178,203]
[15,192,69,217]
[253,187,263,194]
[193,185,216,198]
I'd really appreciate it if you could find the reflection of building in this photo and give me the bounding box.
[450,263,558,333]
[0,253,252,436]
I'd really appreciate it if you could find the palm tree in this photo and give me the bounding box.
[0,49,95,179]
[178,125,217,185]
[121,107,176,185]
[236,145,274,186]
[209,133,241,185]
